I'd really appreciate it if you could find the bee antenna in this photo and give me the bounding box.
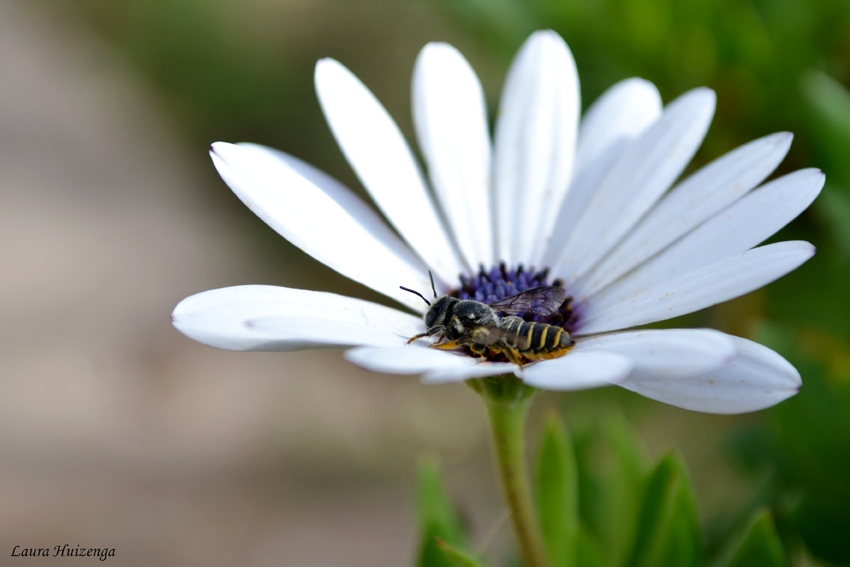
[428,271,437,298]
[400,286,431,306]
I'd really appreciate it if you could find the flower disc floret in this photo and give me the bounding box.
[452,263,576,330]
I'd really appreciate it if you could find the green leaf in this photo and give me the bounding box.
[434,539,486,567]
[420,533,457,567]
[576,416,650,566]
[417,458,469,567]
[431,0,534,55]
[802,70,850,187]
[534,413,579,567]
[815,188,850,260]
[601,417,651,567]
[716,509,786,567]
[626,452,704,567]
[575,525,608,567]
[802,70,850,141]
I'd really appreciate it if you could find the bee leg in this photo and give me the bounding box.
[406,333,429,345]
[407,326,445,344]
[430,339,464,351]
[502,347,525,366]
[525,347,572,361]
[468,344,488,359]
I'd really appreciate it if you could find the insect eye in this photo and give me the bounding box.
[424,308,438,327]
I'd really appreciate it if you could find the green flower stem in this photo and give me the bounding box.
[471,378,549,567]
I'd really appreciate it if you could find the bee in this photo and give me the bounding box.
[401,273,575,366]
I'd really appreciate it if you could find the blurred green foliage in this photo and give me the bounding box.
[420,417,789,567]
[433,3,850,564]
[417,458,476,567]
[534,415,578,567]
[725,322,850,565]
[44,0,307,157]
[42,0,850,563]
[718,510,786,567]
[436,0,850,164]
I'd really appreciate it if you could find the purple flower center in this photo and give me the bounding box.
[450,262,576,332]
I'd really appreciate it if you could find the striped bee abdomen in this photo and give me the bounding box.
[499,316,574,361]
[406,275,576,366]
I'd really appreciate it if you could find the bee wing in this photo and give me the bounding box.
[488,286,567,317]
[473,325,531,350]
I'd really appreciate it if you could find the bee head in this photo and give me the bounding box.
[401,271,452,331]
[424,296,455,329]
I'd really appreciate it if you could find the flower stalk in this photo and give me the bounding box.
[471,377,549,567]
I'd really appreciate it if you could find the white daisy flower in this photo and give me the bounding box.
[172,30,822,414]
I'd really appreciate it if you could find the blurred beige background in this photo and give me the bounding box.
[0,1,749,565]
[0,1,502,565]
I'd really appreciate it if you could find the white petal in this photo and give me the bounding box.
[521,351,633,391]
[573,329,736,379]
[551,88,716,283]
[346,346,518,383]
[412,42,493,267]
[541,79,662,266]
[210,142,432,312]
[493,30,580,264]
[586,169,824,305]
[172,286,423,351]
[579,241,816,335]
[576,132,795,297]
[574,77,663,168]
[620,335,801,413]
[542,139,629,267]
[422,362,520,384]
[345,345,472,374]
[315,58,464,283]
